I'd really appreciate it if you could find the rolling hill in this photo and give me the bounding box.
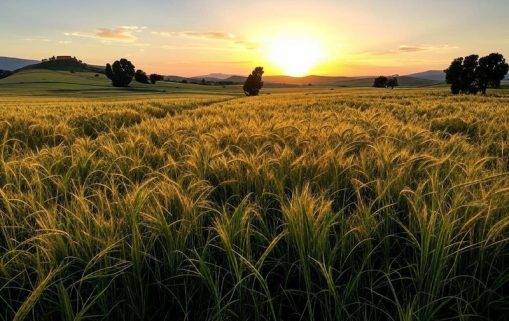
[193,73,234,81]
[16,58,104,73]
[0,69,242,97]
[406,70,445,81]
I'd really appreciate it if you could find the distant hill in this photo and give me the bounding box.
[166,75,189,83]
[193,73,235,81]
[223,75,351,85]
[267,75,353,85]
[17,58,104,73]
[224,75,247,83]
[222,74,440,87]
[335,76,442,87]
[0,57,39,71]
[405,70,445,81]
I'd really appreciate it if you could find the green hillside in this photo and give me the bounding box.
[0,69,242,97]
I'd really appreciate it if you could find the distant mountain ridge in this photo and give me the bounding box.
[192,73,235,81]
[405,70,445,81]
[190,72,445,86]
[0,57,40,71]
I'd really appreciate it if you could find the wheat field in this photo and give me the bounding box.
[1,88,509,321]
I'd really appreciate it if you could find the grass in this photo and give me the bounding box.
[0,70,243,97]
[0,74,509,320]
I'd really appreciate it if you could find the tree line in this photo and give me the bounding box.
[104,58,266,96]
[105,59,164,87]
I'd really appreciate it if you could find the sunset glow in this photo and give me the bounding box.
[265,35,326,76]
[1,1,509,76]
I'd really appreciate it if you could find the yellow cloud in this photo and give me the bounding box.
[65,26,146,42]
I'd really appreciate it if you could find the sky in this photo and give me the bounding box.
[1,0,508,76]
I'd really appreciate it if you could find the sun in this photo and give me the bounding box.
[265,35,326,77]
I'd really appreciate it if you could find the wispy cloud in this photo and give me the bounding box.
[398,45,427,52]
[363,44,459,56]
[152,31,234,40]
[153,30,258,50]
[399,44,458,52]
[65,26,147,42]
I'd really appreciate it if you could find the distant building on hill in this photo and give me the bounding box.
[44,55,75,62]
[56,56,73,61]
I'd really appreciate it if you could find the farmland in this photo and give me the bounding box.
[1,72,509,320]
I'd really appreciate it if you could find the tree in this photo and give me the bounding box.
[476,53,509,94]
[201,78,206,85]
[373,76,388,88]
[150,74,164,84]
[445,53,508,95]
[134,69,150,84]
[386,77,399,89]
[105,58,135,87]
[243,67,264,96]
[461,54,479,94]
[444,57,464,94]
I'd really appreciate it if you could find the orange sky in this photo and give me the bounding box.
[1,0,508,76]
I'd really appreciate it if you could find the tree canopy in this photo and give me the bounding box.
[373,76,388,88]
[105,59,136,87]
[243,67,264,96]
[134,69,150,84]
[477,53,509,94]
[373,76,398,89]
[386,77,398,89]
[444,53,508,95]
[150,74,164,84]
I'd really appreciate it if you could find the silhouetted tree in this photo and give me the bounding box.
[373,76,388,88]
[476,53,509,94]
[105,58,135,87]
[134,69,150,84]
[461,54,479,94]
[181,79,188,84]
[444,57,464,94]
[150,74,164,84]
[201,78,206,85]
[445,53,508,95]
[243,67,264,96]
[386,77,399,89]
